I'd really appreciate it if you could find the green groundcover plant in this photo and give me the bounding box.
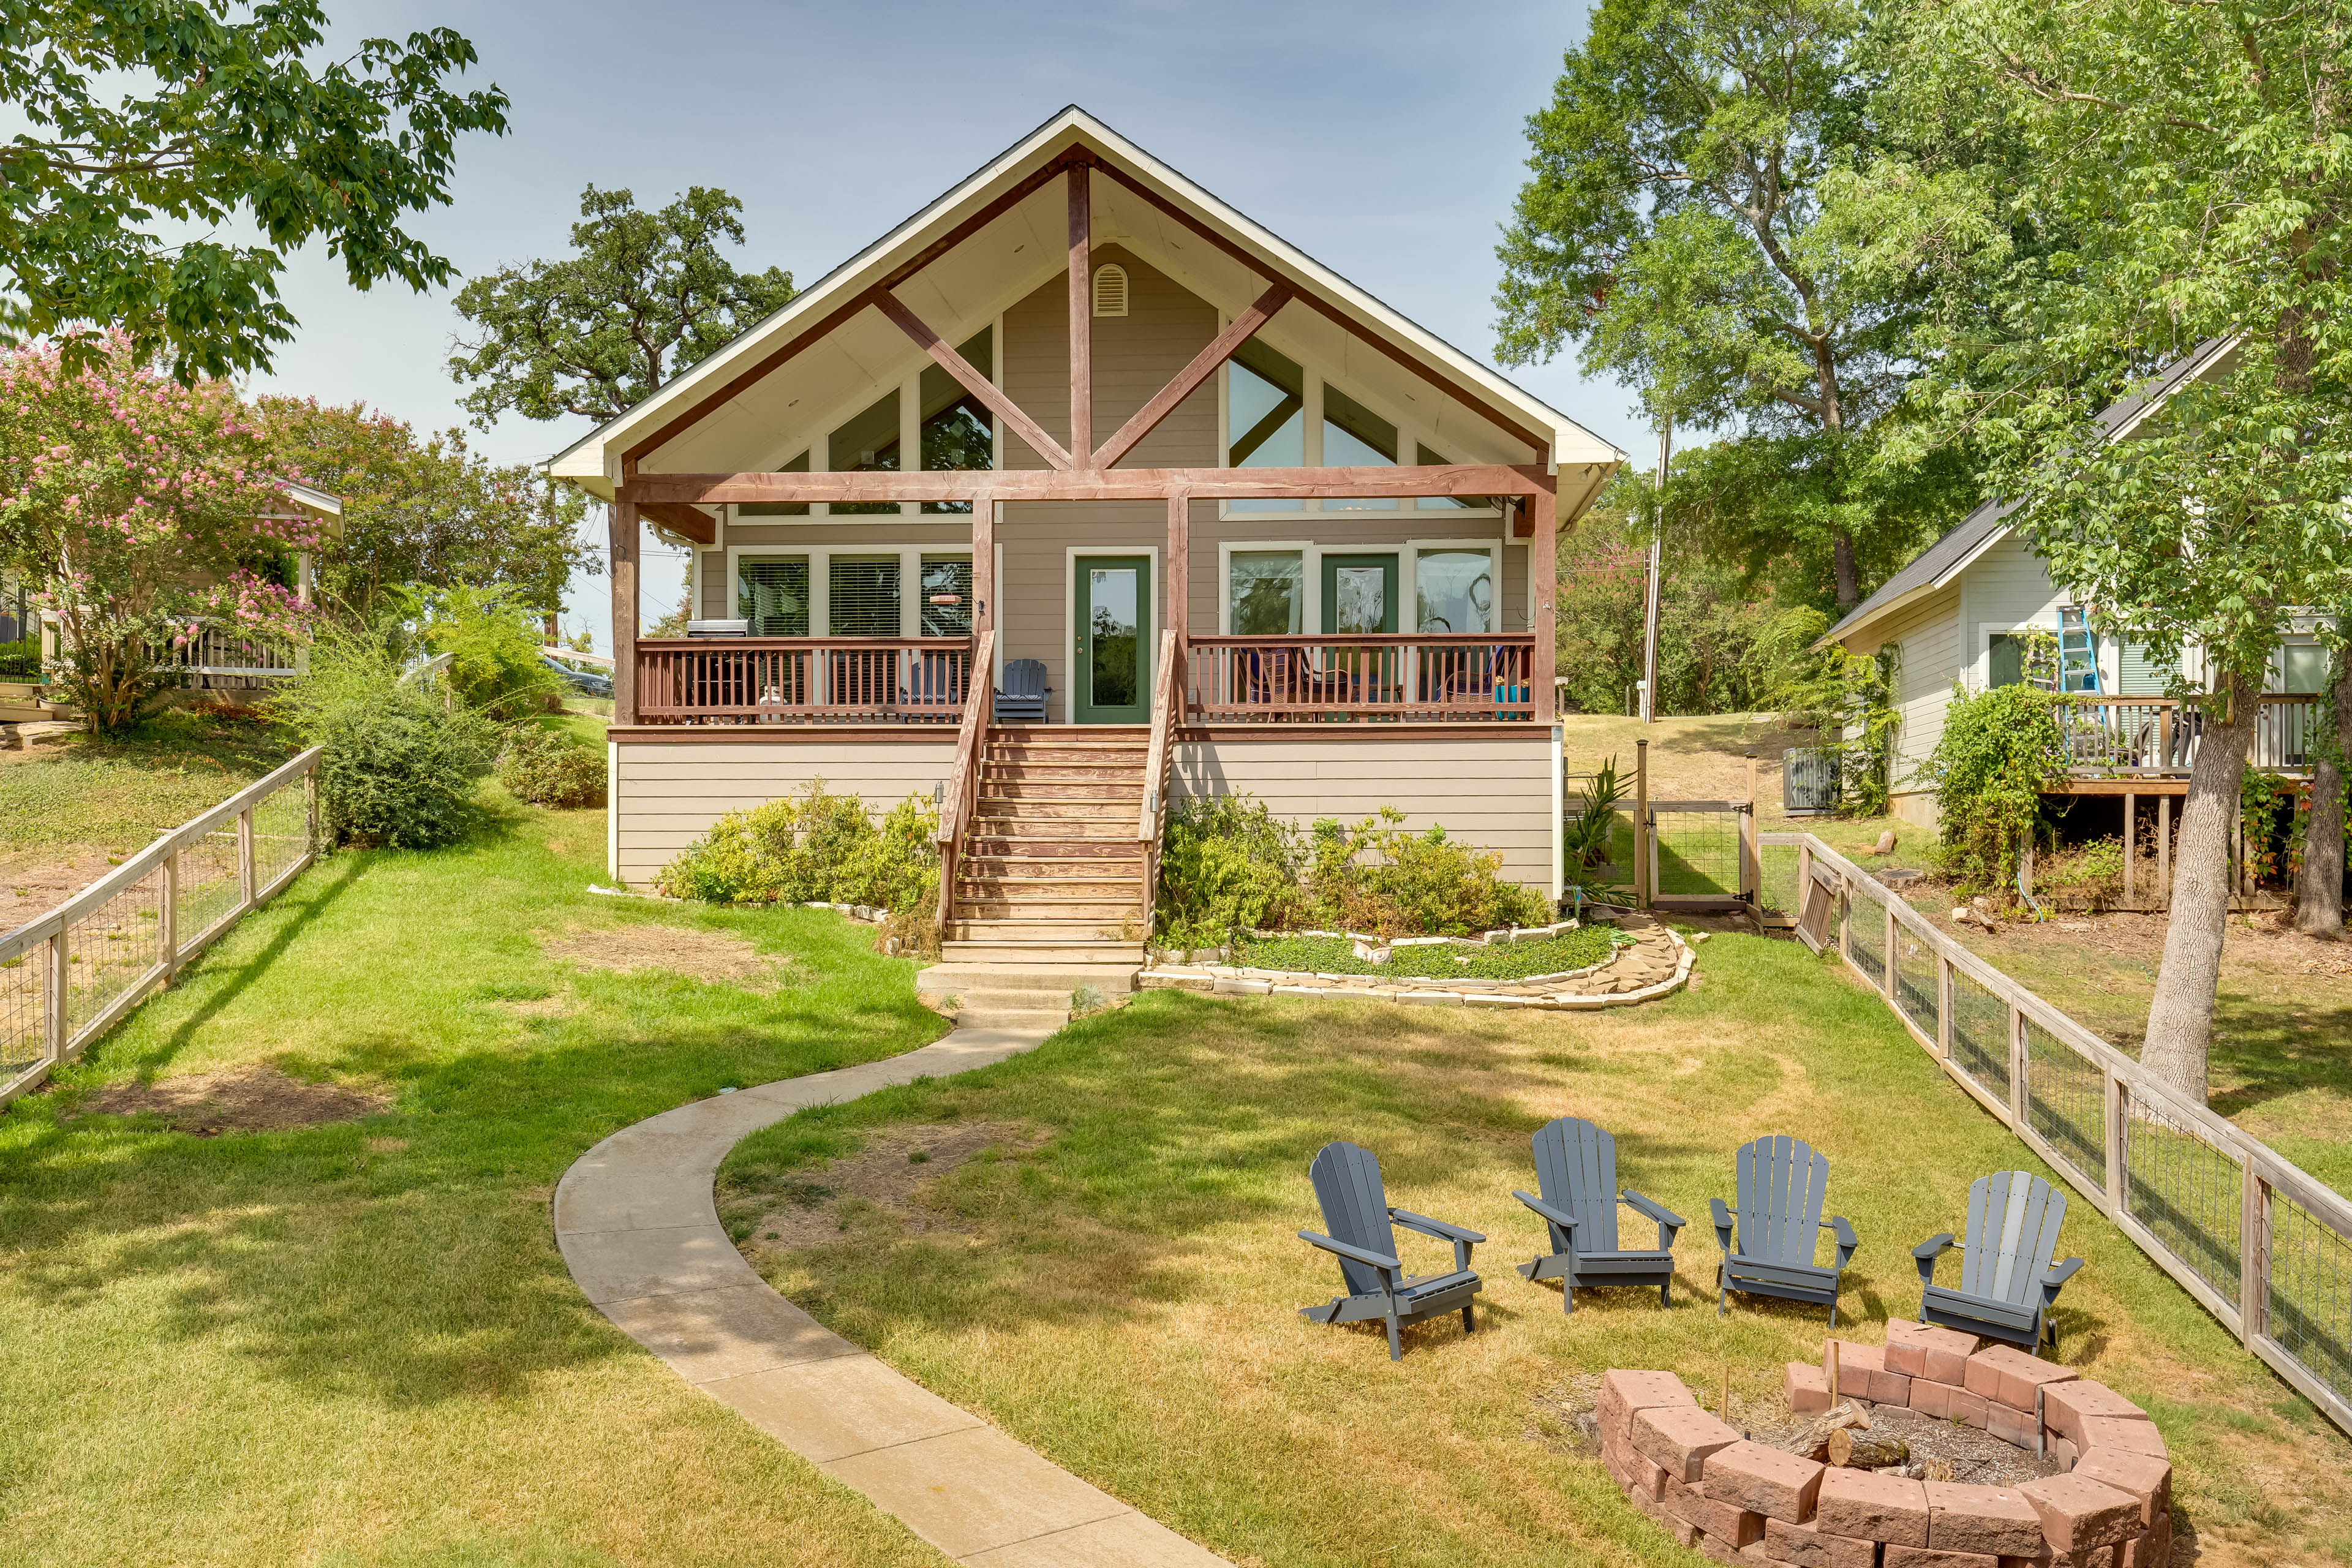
[1156,793,1550,947]
[1237,927,1626,981]
[658,780,938,916]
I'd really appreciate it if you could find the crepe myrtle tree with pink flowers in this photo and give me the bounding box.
[0,335,313,732]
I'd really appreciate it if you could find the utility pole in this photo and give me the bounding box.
[1640,421,1670,724]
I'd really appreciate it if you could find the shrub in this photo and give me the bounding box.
[1155,793,1548,943]
[656,780,940,918]
[1155,794,1305,948]
[1917,683,2069,891]
[270,628,496,849]
[498,725,605,809]
[405,586,561,720]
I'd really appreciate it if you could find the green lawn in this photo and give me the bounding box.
[0,783,951,1567]
[723,939,2352,1568]
[0,706,297,855]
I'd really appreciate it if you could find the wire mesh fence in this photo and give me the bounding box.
[2125,1097,2243,1302]
[1947,965,2010,1102]
[1651,809,1741,895]
[1893,919,1939,1042]
[2024,1019,2107,1186]
[0,748,318,1105]
[2269,1191,2352,1403]
[1846,897,1885,989]
[1757,841,1801,921]
[63,867,167,1037]
[1785,828,2352,1436]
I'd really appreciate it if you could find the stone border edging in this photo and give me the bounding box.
[1138,927,1697,1011]
[552,1026,1231,1567]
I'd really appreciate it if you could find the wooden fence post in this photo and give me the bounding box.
[1741,753,1759,905]
[1936,954,1953,1060]
[2008,1000,2029,1130]
[1635,737,1651,911]
[2239,1163,2266,1346]
[238,807,255,913]
[1883,898,1898,1000]
[160,848,179,982]
[44,931,67,1065]
[2103,1071,2127,1214]
[304,767,320,857]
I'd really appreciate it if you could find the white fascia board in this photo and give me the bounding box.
[549,106,1626,491]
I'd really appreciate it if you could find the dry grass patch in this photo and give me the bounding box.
[724,1121,1040,1256]
[539,919,809,989]
[66,1065,388,1134]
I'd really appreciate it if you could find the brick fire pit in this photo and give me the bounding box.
[1598,1324,2173,1567]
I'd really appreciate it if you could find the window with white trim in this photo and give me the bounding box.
[1228,550,1303,634]
[737,556,810,636]
[828,556,901,636]
[1221,345,1501,518]
[921,555,973,637]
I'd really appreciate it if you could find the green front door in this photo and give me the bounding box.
[1072,556,1153,723]
[1321,552,1399,634]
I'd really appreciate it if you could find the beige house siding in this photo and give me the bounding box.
[1003,243,1218,468]
[1850,583,1963,824]
[1173,733,1556,891]
[611,741,957,886]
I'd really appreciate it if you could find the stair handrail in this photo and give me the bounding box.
[1137,628,1182,933]
[935,628,995,926]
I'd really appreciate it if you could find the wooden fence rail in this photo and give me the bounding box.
[1761,831,2352,1438]
[0,747,322,1106]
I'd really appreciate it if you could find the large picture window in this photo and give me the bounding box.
[1228,550,1303,635]
[1227,339,1305,513]
[737,556,810,636]
[921,555,973,636]
[1415,548,1494,636]
[1321,385,1396,511]
[920,326,994,514]
[830,390,901,516]
[828,556,901,636]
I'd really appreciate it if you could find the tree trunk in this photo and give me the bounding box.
[2143,676,2258,1100]
[1833,532,1859,611]
[2297,641,2351,937]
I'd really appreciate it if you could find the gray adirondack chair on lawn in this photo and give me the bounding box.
[1913,1170,2084,1352]
[1711,1135,1860,1325]
[1513,1116,1685,1311]
[1297,1141,1485,1360]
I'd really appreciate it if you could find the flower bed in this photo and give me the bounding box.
[1141,916,1695,1010]
[1599,1324,2173,1568]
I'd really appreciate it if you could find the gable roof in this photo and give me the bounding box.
[546,105,1624,496]
[1822,336,2239,646]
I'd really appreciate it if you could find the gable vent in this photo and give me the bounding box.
[1092,263,1128,317]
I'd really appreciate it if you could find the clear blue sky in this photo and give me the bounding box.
[246,0,1632,649]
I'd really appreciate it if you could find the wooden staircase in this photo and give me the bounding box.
[941,725,1153,966]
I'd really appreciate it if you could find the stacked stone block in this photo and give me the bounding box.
[1601,1349,2173,1568]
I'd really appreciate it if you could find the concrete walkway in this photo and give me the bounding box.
[554,1026,1229,1567]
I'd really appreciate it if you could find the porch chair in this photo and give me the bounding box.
[900,647,967,721]
[1296,1140,1484,1360]
[995,658,1050,722]
[1710,1134,1860,1325]
[1913,1169,2084,1352]
[1512,1115,1684,1312]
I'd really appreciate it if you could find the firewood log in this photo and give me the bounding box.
[1780,1401,1871,1461]
[1828,1428,1912,1469]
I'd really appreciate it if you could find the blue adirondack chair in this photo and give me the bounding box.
[1297,1140,1485,1360]
[1914,1170,2085,1352]
[995,657,1050,722]
[1710,1135,1860,1325]
[1513,1116,1684,1312]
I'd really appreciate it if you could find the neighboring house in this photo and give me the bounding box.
[548,107,1625,961]
[170,478,342,697]
[1825,337,2332,829]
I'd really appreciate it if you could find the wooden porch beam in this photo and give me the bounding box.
[611,465,639,724]
[1167,489,1191,650]
[1088,160,1552,460]
[629,462,1548,505]
[1531,482,1557,723]
[875,292,1073,470]
[1068,165,1093,466]
[638,500,715,545]
[1094,281,1292,470]
[621,151,1086,465]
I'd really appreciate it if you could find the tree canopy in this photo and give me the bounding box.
[447,185,797,426]
[1496,0,1991,609]
[0,0,508,382]
[260,398,594,622]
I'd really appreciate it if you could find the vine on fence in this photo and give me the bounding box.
[1915,683,2070,894]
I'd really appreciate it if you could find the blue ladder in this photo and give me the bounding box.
[2056,607,2101,693]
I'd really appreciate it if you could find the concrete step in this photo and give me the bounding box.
[917,961,1142,995]
[952,1006,1074,1031]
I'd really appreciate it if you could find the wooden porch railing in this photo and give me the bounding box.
[635,637,973,725]
[2057,694,2326,773]
[933,630,995,925]
[1185,633,1537,723]
[1137,630,1182,928]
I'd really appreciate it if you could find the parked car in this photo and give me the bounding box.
[542,654,612,698]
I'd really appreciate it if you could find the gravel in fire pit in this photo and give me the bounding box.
[1739,1397,2061,1488]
